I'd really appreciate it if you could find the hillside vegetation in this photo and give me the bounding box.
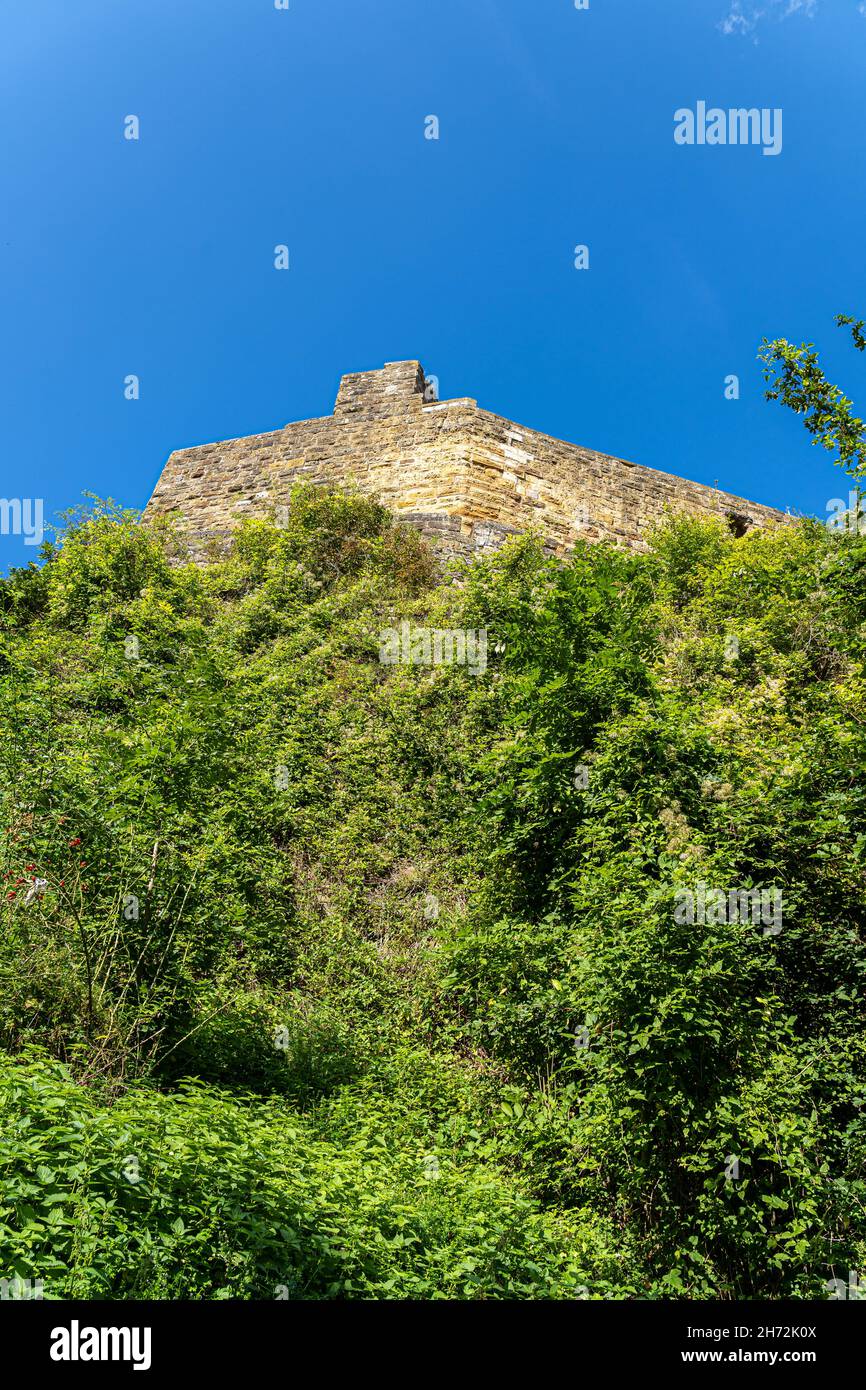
[1,488,864,1299]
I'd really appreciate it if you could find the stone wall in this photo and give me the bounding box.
[143,359,788,559]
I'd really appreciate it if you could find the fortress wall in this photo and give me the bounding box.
[456,406,784,553]
[143,361,788,558]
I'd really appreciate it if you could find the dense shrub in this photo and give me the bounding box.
[0,489,863,1298]
[0,1052,626,1299]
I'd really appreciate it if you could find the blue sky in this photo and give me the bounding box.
[1,0,865,569]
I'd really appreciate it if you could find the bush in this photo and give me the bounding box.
[1,493,864,1298]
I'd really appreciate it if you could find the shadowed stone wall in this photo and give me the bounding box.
[143,360,788,559]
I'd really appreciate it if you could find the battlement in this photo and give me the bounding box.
[333,360,428,418]
[143,359,788,559]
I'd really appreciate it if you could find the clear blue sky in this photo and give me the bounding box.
[2,0,865,569]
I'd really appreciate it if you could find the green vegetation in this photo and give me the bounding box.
[1,485,864,1299]
[760,311,866,478]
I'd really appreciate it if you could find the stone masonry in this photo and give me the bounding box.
[143,360,788,559]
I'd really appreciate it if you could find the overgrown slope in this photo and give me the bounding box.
[1,489,864,1299]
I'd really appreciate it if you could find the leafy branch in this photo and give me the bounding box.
[759,313,866,479]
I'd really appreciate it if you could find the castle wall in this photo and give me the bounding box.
[143,360,787,558]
